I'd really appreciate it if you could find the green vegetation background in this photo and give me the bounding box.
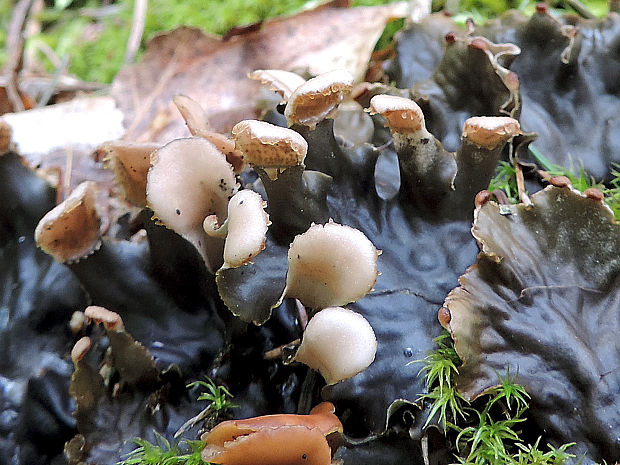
[0,0,610,84]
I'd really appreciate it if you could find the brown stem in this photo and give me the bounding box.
[4,0,34,112]
[515,160,531,207]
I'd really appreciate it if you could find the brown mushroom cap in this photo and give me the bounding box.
[294,306,377,385]
[34,181,101,263]
[205,189,270,269]
[248,69,307,101]
[462,116,521,149]
[232,120,307,176]
[97,141,160,206]
[283,221,379,309]
[368,95,426,133]
[284,70,354,129]
[146,137,238,271]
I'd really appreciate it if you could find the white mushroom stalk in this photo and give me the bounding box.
[293,306,377,385]
[35,181,102,263]
[284,70,354,129]
[282,220,380,309]
[146,137,238,272]
[232,119,308,180]
[204,189,271,269]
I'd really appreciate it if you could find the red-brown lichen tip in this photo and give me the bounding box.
[475,190,492,209]
[462,116,521,149]
[71,337,92,364]
[84,305,125,332]
[549,175,572,189]
[584,187,605,203]
[294,307,377,385]
[438,306,451,328]
[232,120,308,170]
[34,181,102,263]
[248,69,307,100]
[284,70,354,129]
[368,95,426,133]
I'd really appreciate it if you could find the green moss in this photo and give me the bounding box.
[417,332,576,465]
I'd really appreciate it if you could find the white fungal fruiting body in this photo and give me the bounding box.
[173,94,211,137]
[34,181,101,263]
[232,120,308,169]
[368,94,426,133]
[218,190,270,269]
[284,221,379,309]
[284,70,354,129]
[462,116,521,149]
[98,141,160,206]
[146,137,237,271]
[294,307,377,385]
[248,69,307,100]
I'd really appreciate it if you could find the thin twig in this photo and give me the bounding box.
[4,0,34,112]
[37,54,70,107]
[123,0,148,65]
[565,0,596,18]
[63,145,73,201]
[174,405,215,439]
[514,160,532,207]
[264,339,301,360]
[123,50,179,140]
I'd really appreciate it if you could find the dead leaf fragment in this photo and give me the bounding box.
[111,3,408,140]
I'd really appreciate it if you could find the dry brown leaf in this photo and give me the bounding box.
[111,2,408,140]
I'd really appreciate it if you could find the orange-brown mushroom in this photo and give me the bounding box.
[201,402,342,465]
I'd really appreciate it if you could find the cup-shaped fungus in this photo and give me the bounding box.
[96,141,160,207]
[282,221,379,309]
[232,120,307,180]
[248,69,307,101]
[293,306,377,385]
[201,402,342,465]
[146,137,238,272]
[34,181,101,263]
[173,95,245,172]
[284,70,354,129]
[462,116,521,150]
[204,189,270,269]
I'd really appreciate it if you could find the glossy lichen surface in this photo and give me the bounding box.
[443,187,620,464]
